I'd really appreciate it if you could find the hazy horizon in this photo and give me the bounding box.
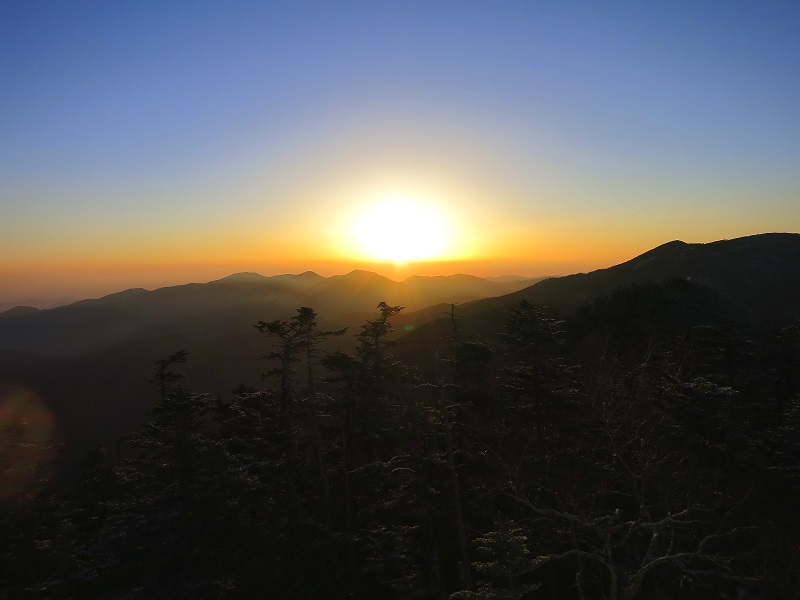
[0,257,558,310]
[5,231,797,311]
[3,3,799,305]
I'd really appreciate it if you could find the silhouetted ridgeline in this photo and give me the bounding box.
[1,233,799,598]
[0,273,540,476]
[0,271,541,356]
[454,233,800,329]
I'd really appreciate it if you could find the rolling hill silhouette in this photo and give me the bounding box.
[449,233,800,329]
[0,272,539,463]
[0,271,541,356]
[1,233,798,470]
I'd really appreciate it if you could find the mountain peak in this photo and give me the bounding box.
[212,272,267,283]
[340,269,392,282]
[0,305,40,319]
[627,239,691,262]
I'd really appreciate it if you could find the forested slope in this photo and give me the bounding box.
[3,277,799,599]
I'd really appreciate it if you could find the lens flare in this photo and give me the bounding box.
[0,384,56,500]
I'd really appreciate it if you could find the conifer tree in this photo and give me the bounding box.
[451,521,541,600]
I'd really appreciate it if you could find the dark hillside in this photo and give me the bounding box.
[0,272,535,465]
[457,233,800,330]
[0,271,534,356]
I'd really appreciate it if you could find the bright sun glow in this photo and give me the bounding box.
[352,199,449,263]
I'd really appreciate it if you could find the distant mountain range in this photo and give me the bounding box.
[1,233,798,467]
[0,271,540,461]
[0,296,79,313]
[0,271,542,356]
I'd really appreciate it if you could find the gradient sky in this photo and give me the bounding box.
[2,1,799,305]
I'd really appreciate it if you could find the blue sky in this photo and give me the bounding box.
[1,1,799,302]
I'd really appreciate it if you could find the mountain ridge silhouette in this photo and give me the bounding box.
[2,233,797,469]
[448,233,800,329]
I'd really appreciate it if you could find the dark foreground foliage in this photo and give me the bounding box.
[3,284,800,599]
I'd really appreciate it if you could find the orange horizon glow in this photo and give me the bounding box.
[1,203,794,307]
[0,243,652,307]
[3,4,800,309]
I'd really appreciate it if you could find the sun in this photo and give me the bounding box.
[352,198,449,263]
